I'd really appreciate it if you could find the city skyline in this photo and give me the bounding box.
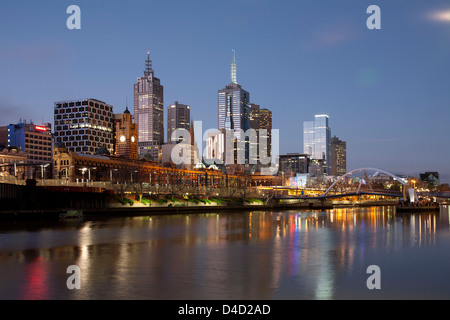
[1,1,450,182]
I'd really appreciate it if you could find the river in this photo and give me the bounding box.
[0,206,450,300]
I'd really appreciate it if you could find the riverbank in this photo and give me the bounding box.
[0,199,325,220]
[1,197,438,221]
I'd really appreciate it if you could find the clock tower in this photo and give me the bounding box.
[114,106,138,159]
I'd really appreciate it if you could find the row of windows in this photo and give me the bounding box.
[25,133,51,141]
[55,113,87,119]
[25,144,50,151]
[55,118,110,127]
[60,136,112,143]
[55,108,112,117]
[28,150,52,157]
[55,122,113,132]
[57,131,112,138]
[0,157,26,164]
[55,101,88,108]
[24,139,51,146]
[29,155,51,161]
[55,114,109,123]
[55,101,112,111]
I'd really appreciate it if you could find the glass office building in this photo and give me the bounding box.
[217,51,251,165]
[303,114,331,175]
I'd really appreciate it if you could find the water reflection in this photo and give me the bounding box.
[0,206,449,299]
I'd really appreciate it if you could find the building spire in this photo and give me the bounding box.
[145,51,153,76]
[231,49,237,84]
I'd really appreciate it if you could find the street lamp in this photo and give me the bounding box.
[63,165,74,184]
[40,163,50,185]
[79,168,87,184]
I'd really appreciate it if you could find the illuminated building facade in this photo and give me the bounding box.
[249,104,272,161]
[331,135,346,177]
[52,143,279,186]
[134,52,164,161]
[114,107,138,159]
[167,101,190,143]
[54,98,114,155]
[279,153,309,178]
[303,114,331,175]
[217,51,251,165]
[0,146,27,180]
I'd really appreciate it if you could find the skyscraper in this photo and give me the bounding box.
[331,135,346,176]
[218,51,250,139]
[249,103,272,163]
[303,114,331,175]
[134,51,164,161]
[167,101,190,143]
[217,51,250,166]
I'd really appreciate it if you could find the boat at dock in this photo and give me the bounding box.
[59,210,83,220]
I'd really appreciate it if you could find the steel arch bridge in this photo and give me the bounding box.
[323,167,408,198]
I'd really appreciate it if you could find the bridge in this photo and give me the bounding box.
[275,168,449,203]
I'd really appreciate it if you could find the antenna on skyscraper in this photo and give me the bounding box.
[231,49,237,84]
[145,51,153,75]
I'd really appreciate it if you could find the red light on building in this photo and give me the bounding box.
[35,126,47,132]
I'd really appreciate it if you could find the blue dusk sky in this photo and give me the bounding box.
[0,0,449,182]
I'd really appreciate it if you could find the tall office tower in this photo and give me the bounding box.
[7,121,53,164]
[167,101,190,143]
[331,135,346,177]
[249,103,272,159]
[217,50,250,164]
[54,99,114,155]
[218,51,250,137]
[114,106,138,159]
[303,114,331,175]
[134,51,164,161]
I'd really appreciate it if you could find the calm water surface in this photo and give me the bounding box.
[1,206,450,300]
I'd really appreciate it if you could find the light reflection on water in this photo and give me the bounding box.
[0,206,449,300]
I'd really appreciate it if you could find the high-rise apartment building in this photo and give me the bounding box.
[54,99,114,155]
[331,135,346,177]
[303,114,331,175]
[167,101,190,143]
[114,106,138,159]
[134,52,164,161]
